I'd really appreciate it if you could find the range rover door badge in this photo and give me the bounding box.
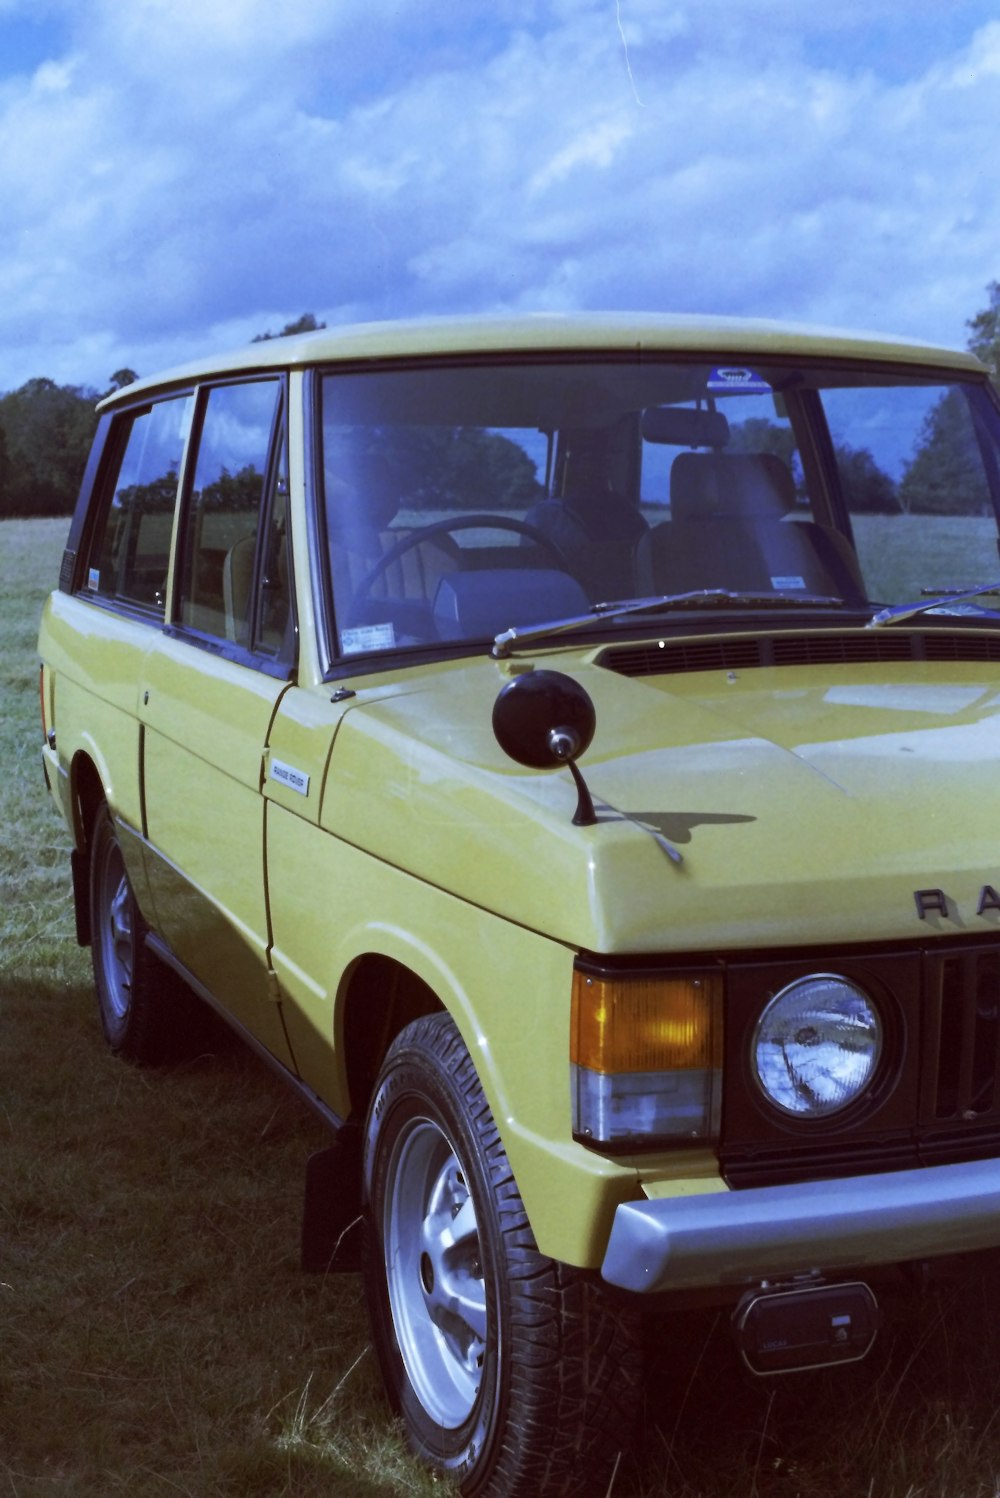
[270,758,310,797]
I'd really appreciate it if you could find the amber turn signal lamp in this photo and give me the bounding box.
[571,968,722,1075]
[570,967,723,1145]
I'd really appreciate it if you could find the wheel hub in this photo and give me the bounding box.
[384,1117,488,1428]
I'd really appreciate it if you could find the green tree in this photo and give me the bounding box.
[881,280,1000,518]
[897,387,990,515]
[835,444,899,514]
[108,368,139,391]
[198,464,264,514]
[728,416,805,500]
[728,416,798,473]
[252,312,326,343]
[0,378,100,518]
[0,420,11,510]
[378,426,544,511]
[967,280,1000,387]
[116,471,181,515]
[729,413,898,513]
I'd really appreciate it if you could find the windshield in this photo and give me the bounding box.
[317,356,1000,662]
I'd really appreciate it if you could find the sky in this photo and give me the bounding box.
[0,0,998,393]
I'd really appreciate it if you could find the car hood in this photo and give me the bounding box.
[323,648,1000,953]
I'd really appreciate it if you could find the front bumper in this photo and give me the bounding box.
[601,1157,1000,1292]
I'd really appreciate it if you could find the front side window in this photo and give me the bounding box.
[318,359,1000,665]
[176,380,283,648]
[85,394,193,616]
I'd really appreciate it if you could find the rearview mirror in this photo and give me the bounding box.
[641,406,730,448]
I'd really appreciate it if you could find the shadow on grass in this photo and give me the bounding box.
[2,967,255,1069]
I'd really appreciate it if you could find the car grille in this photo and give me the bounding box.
[720,940,1000,1188]
[597,629,1000,680]
[926,946,1000,1127]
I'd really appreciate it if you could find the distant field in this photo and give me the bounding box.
[7,514,1000,1497]
[852,512,999,601]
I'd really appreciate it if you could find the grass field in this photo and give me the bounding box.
[7,516,1000,1497]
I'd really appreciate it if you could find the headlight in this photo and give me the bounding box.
[751,974,881,1120]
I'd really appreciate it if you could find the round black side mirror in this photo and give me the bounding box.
[492,670,597,825]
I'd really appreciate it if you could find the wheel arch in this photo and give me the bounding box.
[300,947,445,1276]
[67,749,110,947]
[339,950,444,1121]
[70,749,107,853]
[318,904,633,1270]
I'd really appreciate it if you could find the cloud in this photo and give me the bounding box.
[0,0,997,389]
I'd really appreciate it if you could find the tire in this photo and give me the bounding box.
[88,801,189,1064]
[362,1012,641,1498]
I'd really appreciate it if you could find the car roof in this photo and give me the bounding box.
[99,311,987,409]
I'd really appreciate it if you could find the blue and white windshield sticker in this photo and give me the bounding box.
[341,622,395,654]
[707,367,773,394]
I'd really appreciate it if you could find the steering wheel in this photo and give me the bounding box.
[350,513,572,611]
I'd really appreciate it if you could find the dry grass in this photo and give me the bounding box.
[6,516,1000,1497]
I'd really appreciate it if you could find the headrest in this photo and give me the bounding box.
[560,490,648,543]
[670,452,796,523]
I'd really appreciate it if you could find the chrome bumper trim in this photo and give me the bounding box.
[601,1157,1000,1292]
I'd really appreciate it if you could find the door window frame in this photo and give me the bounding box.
[166,374,296,679]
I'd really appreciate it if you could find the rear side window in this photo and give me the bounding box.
[85,395,193,616]
[175,380,283,648]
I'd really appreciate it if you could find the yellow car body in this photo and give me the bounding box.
[36,313,1000,1490]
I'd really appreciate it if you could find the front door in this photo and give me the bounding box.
[140,376,298,1069]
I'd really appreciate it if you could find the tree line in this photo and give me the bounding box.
[2,297,1000,521]
[0,316,323,520]
[836,285,1000,516]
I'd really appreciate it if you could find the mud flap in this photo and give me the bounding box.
[300,1122,364,1273]
[71,848,90,946]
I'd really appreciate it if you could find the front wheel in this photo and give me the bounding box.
[362,1013,640,1497]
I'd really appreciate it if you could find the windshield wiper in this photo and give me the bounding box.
[867,580,1000,629]
[492,589,846,659]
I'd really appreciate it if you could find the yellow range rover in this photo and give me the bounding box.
[37,314,1000,1494]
